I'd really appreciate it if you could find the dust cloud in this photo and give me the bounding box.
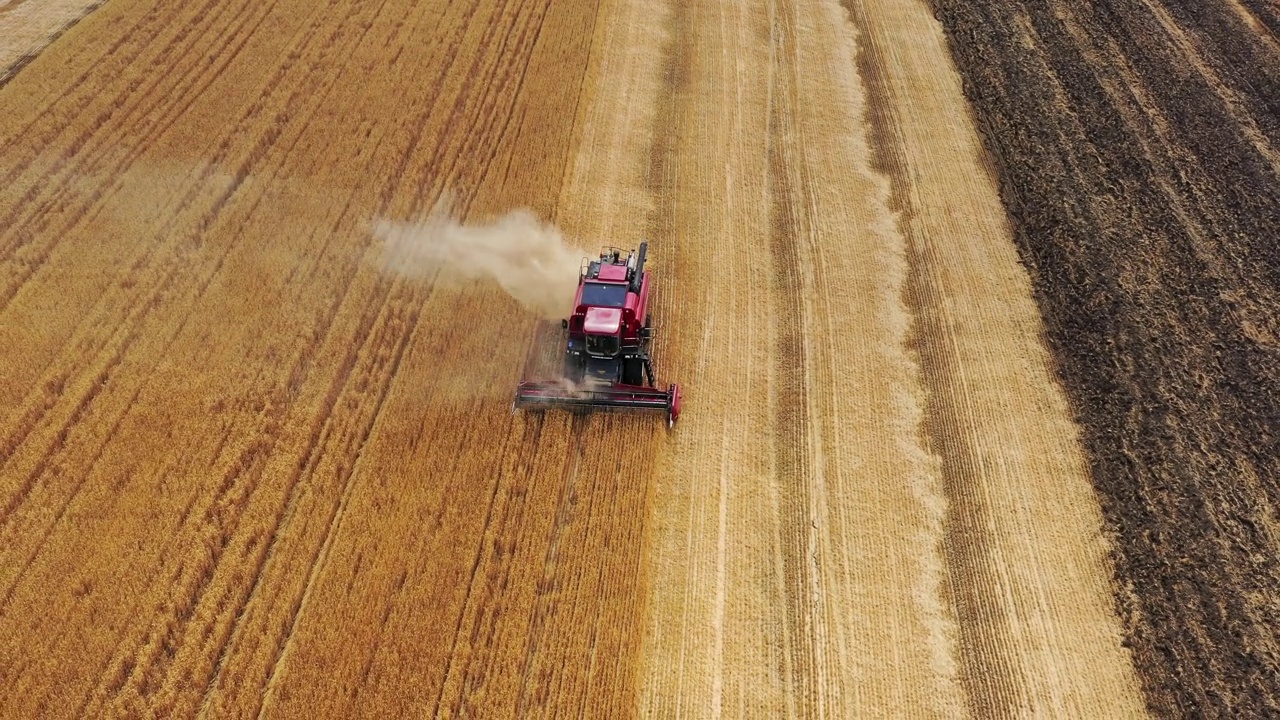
[373,198,587,320]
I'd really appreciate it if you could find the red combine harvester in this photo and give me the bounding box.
[514,242,682,427]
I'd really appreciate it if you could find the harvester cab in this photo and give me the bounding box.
[514,241,682,427]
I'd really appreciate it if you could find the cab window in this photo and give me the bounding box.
[581,282,627,307]
[585,334,620,356]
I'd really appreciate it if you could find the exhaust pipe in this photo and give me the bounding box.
[630,241,647,293]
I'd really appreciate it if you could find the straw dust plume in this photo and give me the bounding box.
[373,200,587,320]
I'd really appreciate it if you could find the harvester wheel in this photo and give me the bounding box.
[563,356,585,383]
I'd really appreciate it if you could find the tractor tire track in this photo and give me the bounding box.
[841,2,1024,714]
[0,0,109,88]
[0,0,321,472]
[0,0,381,616]
[840,0,1147,714]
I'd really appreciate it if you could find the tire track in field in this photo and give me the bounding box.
[0,0,308,474]
[0,0,419,707]
[0,0,321,356]
[0,0,108,88]
[0,0,350,480]
[0,0,245,235]
[0,0,368,613]
[0,0,306,347]
[252,279,421,718]
[0,2,166,141]
[475,1,663,713]
[765,43,819,709]
[417,5,659,713]
[637,0,781,711]
[778,2,957,713]
[430,414,543,717]
[187,6,477,693]
[640,0,964,714]
[194,31,491,720]
[0,170,249,610]
[203,1,596,712]
[189,118,424,720]
[73,122,372,720]
[387,0,537,216]
[96,225,407,716]
[1050,2,1280,367]
[845,0,1147,714]
[188,275,400,716]
[339,325,570,716]
[1138,0,1280,175]
[83,1,458,708]
[3,1,614,712]
[840,2,1022,714]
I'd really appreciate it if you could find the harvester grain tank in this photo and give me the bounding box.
[514,241,682,427]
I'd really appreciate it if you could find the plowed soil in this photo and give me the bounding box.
[930,0,1280,716]
[0,0,1188,716]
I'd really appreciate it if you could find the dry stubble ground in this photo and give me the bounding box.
[0,0,1165,716]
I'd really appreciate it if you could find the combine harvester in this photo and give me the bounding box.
[514,242,682,427]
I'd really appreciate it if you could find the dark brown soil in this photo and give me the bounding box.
[927,0,1280,716]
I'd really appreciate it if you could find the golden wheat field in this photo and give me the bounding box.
[2,0,1153,716]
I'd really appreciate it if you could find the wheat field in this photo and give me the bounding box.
[1,0,1152,716]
